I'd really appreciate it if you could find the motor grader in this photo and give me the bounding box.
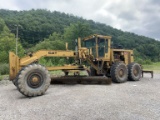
[9,34,142,97]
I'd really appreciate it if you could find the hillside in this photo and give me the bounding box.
[0,9,160,62]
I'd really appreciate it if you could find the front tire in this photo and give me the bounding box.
[17,64,51,97]
[111,62,128,83]
[128,62,142,81]
[12,67,25,87]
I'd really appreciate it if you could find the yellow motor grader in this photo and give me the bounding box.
[9,34,142,97]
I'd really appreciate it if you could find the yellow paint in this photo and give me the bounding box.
[9,34,135,80]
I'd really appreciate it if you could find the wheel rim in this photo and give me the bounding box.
[27,72,44,88]
[119,69,124,77]
[133,66,139,77]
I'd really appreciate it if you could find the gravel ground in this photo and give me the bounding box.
[0,73,160,120]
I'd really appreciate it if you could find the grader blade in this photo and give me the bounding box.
[51,76,112,85]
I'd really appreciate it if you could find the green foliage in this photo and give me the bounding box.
[135,58,152,65]
[145,59,152,65]
[142,62,160,73]
[0,63,9,75]
[32,32,65,51]
[39,58,53,66]
[0,18,5,32]
[39,57,66,66]
[64,22,92,49]
[0,9,80,46]
[64,22,92,40]
[0,9,160,63]
[0,18,25,63]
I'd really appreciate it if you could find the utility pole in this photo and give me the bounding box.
[16,25,18,55]
[15,25,21,55]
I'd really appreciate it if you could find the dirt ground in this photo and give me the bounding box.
[0,73,160,120]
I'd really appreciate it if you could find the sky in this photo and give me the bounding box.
[0,0,160,40]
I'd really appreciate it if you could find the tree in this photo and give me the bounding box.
[0,9,160,62]
[0,18,24,63]
[63,22,92,49]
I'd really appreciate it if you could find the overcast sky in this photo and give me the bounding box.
[0,0,160,40]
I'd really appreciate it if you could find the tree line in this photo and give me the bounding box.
[0,9,160,66]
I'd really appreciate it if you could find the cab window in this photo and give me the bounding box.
[98,38,105,57]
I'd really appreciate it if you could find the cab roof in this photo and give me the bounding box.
[83,34,112,41]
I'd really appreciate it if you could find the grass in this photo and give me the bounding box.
[0,75,9,81]
[142,62,160,73]
[50,70,88,77]
[50,70,64,76]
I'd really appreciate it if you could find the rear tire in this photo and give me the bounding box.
[111,62,128,83]
[128,62,142,81]
[17,64,51,97]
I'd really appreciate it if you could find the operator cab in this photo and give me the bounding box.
[83,34,111,59]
